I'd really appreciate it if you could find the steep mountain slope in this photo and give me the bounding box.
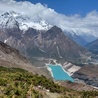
[0,25,91,62]
[0,41,50,77]
[85,39,98,54]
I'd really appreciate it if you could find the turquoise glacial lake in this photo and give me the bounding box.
[48,64,74,82]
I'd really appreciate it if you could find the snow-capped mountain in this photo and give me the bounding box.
[63,28,98,47]
[0,11,52,31]
[0,11,97,45]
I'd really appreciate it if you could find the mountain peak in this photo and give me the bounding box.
[51,25,62,31]
[0,11,52,31]
[1,11,20,18]
[45,25,63,37]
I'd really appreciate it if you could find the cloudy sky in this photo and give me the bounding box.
[16,0,98,16]
[0,0,98,36]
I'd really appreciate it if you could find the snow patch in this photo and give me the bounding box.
[56,46,63,58]
[0,11,52,31]
[4,38,9,43]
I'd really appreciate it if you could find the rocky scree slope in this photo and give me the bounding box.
[0,41,50,77]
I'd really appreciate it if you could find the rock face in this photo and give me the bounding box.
[0,25,90,62]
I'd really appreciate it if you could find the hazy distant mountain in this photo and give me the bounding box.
[85,39,98,54]
[64,31,88,46]
[80,34,98,43]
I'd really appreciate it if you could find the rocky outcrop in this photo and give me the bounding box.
[72,65,98,87]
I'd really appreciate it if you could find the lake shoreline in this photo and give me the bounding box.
[46,61,74,82]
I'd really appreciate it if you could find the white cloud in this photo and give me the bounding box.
[0,0,98,36]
